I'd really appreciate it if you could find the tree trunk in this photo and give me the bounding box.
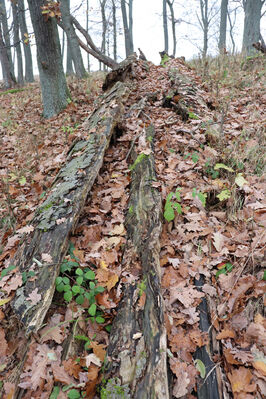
[103,124,169,398]
[163,0,168,53]
[112,0,117,61]
[121,0,134,57]
[218,0,228,53]
[100,0,107,72]
[242,0,264,55]
[167,0,176,57]
[18,0,34,82]
[0,27,16,88]
[27,0,69,118]
[228,8,236,54]
[12,0,24,85]
[200,0,209,58]
[60,0,87,78]
[0,0,15,77]
[66,36,74,75]
[11,80,129,335]
[86,0,90,70]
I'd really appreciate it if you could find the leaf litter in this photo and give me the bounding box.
[0,55,265,398]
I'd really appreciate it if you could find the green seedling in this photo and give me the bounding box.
[164,188,182,222]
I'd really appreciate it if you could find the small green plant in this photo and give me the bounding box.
[160,53,170,67]
[164,188,182,222]
[216,262,234,278]
[55,244,105,324]
[138,278,147,297]
[0,264,16,281]
[192,188,206,207]
[62,125,74,135]
[184,152,199,164]
[205,159,219,179]
[188,112,199,120]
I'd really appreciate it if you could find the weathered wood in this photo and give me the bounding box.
[162,67,206,120]
[102,54,137,91]
[103,125,169,398]
[194,275,221,399]
[11,81,129,336]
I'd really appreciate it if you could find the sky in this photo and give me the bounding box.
[0,0,265,79]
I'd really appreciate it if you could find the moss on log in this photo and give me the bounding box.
[103,125,169,399]
[11,81,129,336]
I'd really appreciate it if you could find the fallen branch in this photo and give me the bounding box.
[102,125,169,398]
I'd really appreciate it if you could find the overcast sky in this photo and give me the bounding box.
[1,0,266,79]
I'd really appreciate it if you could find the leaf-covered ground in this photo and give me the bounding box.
[0,54,265,398]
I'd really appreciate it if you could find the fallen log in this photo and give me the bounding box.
[10,80,129,336]
[102,125,169,398]
[102,54,137,91]
[194,275,221,399]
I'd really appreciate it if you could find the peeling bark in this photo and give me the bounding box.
[103,125,169,398]
[102,54,137,91]
[11,81,129,336]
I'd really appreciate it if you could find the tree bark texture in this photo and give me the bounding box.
[11,81,129,336]
[0,0,15,77]
[218,0,228,53]
[242,0,264,55]
[66,36,74,75]
[27,0,69,118]
[18,0,34,82]
[166,0,177,57]
[199,0,209,58]
[163,0,168,54]
[0,27,16,88]
[102,54,137,91]
[12,0,24,85]
[60,0,87,78]
[121,0,134,57]
[112,0,117,61]
[103,124,169,399]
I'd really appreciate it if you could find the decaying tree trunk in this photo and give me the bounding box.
[194,275,221,399]
[102,54,137,91]
[103,125,169,398]
[11,81,129,336]
[162,67,207,121]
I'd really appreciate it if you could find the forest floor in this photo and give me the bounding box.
[0,54,265,399]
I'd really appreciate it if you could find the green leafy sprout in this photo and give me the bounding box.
[164,188,182,222]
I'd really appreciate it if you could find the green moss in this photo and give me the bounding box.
[100,378,130,399]
[188,112,199,120]
[128,205,134,214]
[129,153,148,171]
[0,88,25,96]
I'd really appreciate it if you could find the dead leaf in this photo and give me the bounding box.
[216,329,236,340]
[26,288,41,305]
[51,364,75,385]
[228,367,256,394]
[0,328,8,356]
[41,253,53,263]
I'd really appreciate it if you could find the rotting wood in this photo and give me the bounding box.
[102,124,169,399]
[10,81,129,337]
[102,54,137,91]
[162,67,207,121]
[194,275,221,399]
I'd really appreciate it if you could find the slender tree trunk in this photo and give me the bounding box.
[228,8,236,54]
[200,0,209,58]
[66,37,74,75]
[0,0,15,77]
[218,0,228,53]
[128,0,133,52]
[27,0,69,118]
[100,0,107,71]
[86,0,90,70]
[112,0,117,62]
[18,0,34,82]
[242,0,264,55]
[166,0,176,57]
[12,0,24,85]
[60,0,87,78]
[121,0,134,57]
[163,0,168,53]
[0,26,16,88]
[61,29,65,60]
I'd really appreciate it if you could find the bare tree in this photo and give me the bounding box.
[163,0,168,53]
[121,0,134,56]
[60,0,87,78]
[11,0,24,84]
[18,0,34,82]
[0,0,15,78]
